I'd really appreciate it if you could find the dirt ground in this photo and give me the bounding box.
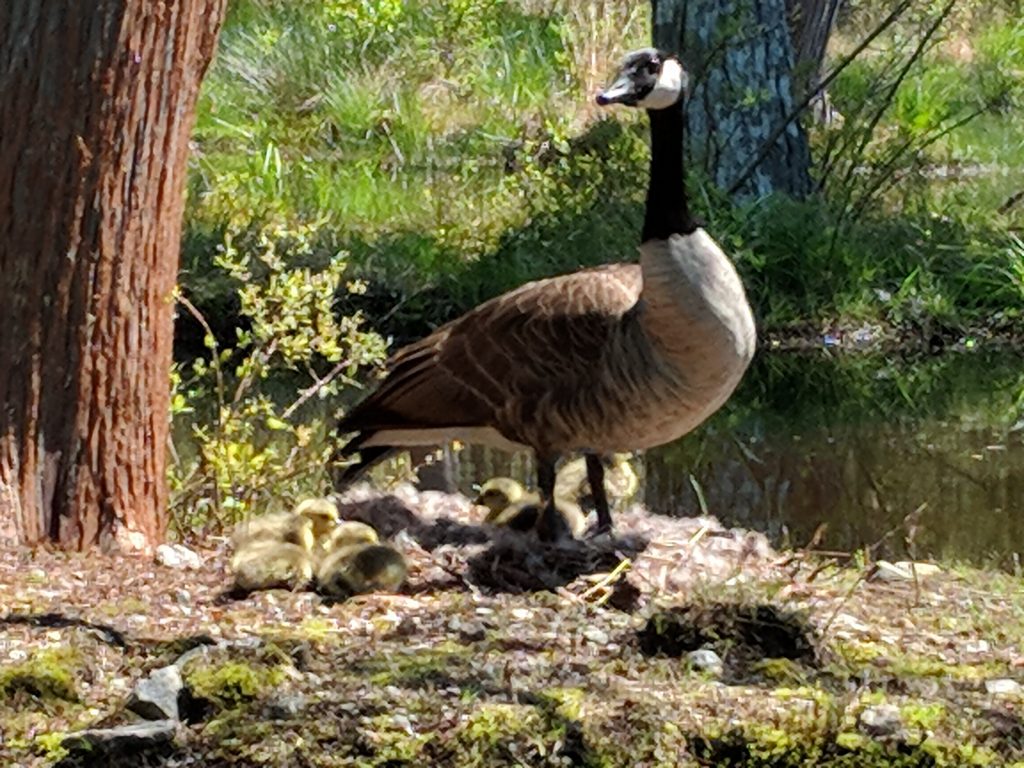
[1,485,1022,767]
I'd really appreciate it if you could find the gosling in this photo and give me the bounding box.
[316,543,407,600]
[317,520,380,557]
[232,497,341,552]
[293,497,340,541]
[232,511,315,552]
[230,539,314,593]
[474,477,586,540]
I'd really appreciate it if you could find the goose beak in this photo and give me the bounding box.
[596,75,637,106]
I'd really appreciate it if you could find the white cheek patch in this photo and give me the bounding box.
[638,58,685,109]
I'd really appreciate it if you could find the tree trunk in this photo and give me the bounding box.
[0,1,226,552]
[653,0,813,199]
[787,0,843,119]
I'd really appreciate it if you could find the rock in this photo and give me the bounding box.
[687,648,724,675]
[582,627,610,645]
[458,621,486,643]
[263,693,308,719]
[127,664,183,721]
[870,561,941,583]
[155,543,203,570]
[985,679,1022,695]
[858,704,903,737]
[61,720,176,758]
[832,613,870,634]
[963,639,990,655]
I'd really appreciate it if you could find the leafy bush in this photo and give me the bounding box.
[170,214,387,535]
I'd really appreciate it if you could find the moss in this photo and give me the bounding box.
[297,616,335,641]
[901,701,946,733]
[185,659,288,710]
[361,713,431,763]
[31,731,70,764]
[540,686,586,721]
[754,657,812,685]
[360,644,473,688]
[0,647,80,703]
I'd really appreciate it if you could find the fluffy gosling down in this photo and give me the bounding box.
[230,497,341,593]
[232,510,316,552]
[232,497,341,552]
[230,539,314,593]
[319,520,380,553]
[293,497,340,541]
[316,543,408,600]
[474,477,586,540]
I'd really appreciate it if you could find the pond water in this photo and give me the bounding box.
[437,348,1024,568]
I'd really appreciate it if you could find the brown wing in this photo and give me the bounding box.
[338,263,643,443]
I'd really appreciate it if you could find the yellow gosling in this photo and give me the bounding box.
[316,543,407,600]
[475,477,585,540]
[317,521,379,558]
[230,540,314,592]
[293,497,340,541]
[232,512,315,553]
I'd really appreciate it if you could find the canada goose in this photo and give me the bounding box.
[230,539,314,593]
[333,48,755,534]
[474,477,586,539]
[316,543,408,599]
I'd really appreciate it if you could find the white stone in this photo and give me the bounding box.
[871,560,941,583]
[985,679,1021,695]
[858,704,902,737]
[687,648,724,675]
[582,627,609,645]
[155,544,202,570]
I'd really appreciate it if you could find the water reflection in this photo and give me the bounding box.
[444,350,1024,567]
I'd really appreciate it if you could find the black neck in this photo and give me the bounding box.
[642,101,697,242]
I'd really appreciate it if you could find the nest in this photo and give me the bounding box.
[333,483,784,605]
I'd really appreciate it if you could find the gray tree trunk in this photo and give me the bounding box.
[787,0,843,120]
[653,0,813,199]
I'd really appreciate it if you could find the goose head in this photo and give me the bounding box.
[596,48,687,110]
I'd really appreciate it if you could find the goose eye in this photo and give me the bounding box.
[646,59,660,75]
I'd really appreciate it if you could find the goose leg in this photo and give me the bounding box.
[586,453,612,532]
[535,455,563,542]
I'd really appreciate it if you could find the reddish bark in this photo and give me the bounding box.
[0,1,226,551]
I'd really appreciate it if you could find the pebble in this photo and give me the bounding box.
[155,543,203,570]
[582,627,609,645]
[984,679,1022,695]
[263,693,307,719]
[858,704,903,737]
[127,665,183,721]
[687,648,724,675]
[963,639,990,655]
[871,561,942,583]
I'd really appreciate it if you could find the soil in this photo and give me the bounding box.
[1,485,1022,767]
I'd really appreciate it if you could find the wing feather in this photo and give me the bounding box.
[338,263,643,446]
